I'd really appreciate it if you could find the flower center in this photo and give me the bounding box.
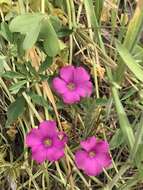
[67,82,75,90]
[89,151,96,158]
[44,138,52,147]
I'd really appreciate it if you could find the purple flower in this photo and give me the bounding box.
[52,66,93,104]
[75,136,112,176]
[26,120,67,164]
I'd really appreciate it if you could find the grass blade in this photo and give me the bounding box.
[83,0,105,51]
[130,115,143,161]
[112,86,135,149]
[115,0,143,82]
[116,42,143,82]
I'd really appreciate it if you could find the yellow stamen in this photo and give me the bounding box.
[44,138,52,146]
[67,83,75,90]
[89,151,96,157]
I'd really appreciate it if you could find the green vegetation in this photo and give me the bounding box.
[0,0,143,189]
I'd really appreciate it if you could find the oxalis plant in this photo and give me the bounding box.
[0,0,143,189]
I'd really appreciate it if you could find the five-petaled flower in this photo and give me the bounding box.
[75,136,111,176]
[52,66,93,104]
[26,120,67,164]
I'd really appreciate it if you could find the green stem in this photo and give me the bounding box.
[22,92,43,122]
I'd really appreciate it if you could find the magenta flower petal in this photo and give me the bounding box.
[80,136,97,151]
[75,136,112,176]
[74,67,90,82]
[94,141,110,153]
[75,150,89,169]
[52,66,93,104]
[26,120,67,163]
[52,77,68,95]
[39,120,57,137]
[26,128,42,147]
[82,157,103,176]
[46,147,65,161]
[63,91,80,104]
[60,66,74,82]
[75,150,102,176]
[52,135,67,149]
[32,145,47,163]
[95,153,112,168]
[76,81,93,97]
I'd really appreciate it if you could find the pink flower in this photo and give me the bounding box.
[75,136,112,176]
[26,120,67,164]
[52,66,93,104]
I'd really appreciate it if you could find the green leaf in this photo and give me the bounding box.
[81,98,108,108]
[9,13,43,34]
[115,1,143,82]
[0,22,12,42]
[95,98,109,105]
[39,16,61,39]
[123,1,143,52]
[112,86,135,149]
[2,71,25,79]
[110,129,125,150]
[130,116,143,162]
[13,33,25,57]
[49,15,62,32]
[6,96,26,126]
[16,62,29,75]
[94,0,104,22]
[29,92,50,109]
[134,144,143,169]
[83,101,99,138]
[23,23,41,49]
[38,56,53,73]
[39,74,49,81]
[133,45,143,65]
[84,0,105,51]
[121,88,137,101]
[43,19,60,57]
[9,13,44,49]
[9,80,27,94]
[116,42,143,82]
[57,27,73,38]
[26,61,37,76]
